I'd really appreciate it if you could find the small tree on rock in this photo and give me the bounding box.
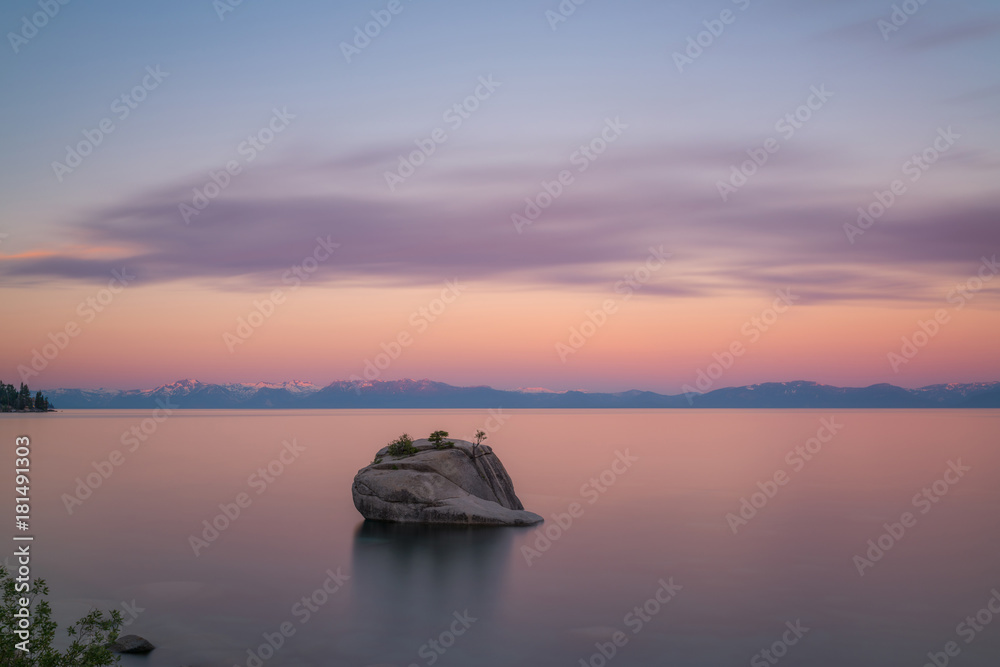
[428,430,454,449]
[386,433,417,457]
[473,429,487,458]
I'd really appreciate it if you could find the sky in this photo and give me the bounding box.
[1,0,998,393]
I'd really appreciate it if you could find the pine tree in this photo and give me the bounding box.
[0,381,51,412]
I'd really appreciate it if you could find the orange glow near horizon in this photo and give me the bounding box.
[2,279,998,393]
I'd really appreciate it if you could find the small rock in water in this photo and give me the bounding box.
[107,634,155,653]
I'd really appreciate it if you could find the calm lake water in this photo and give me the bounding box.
[3,409,999,666]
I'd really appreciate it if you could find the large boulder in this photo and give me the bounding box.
[352,438,542,526]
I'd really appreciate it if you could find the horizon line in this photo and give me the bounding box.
[34,377,1000,396]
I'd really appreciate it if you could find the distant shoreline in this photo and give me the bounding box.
[16,407,998,411]
[38,379,1000,410]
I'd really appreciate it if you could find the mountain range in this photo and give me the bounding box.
[40,379,1000,409]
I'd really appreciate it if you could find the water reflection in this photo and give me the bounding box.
[24,411,1000,666]
[344,520,521,665]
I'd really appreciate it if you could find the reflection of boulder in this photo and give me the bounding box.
[352,439,542,525]
[352,520,516,610]
[341,520,522,665]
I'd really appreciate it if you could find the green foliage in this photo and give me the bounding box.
[0,383,51,412]
[428,430,454,450]
[0,566,122,666]
[372,456,383,465]
[386,433,417,458]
